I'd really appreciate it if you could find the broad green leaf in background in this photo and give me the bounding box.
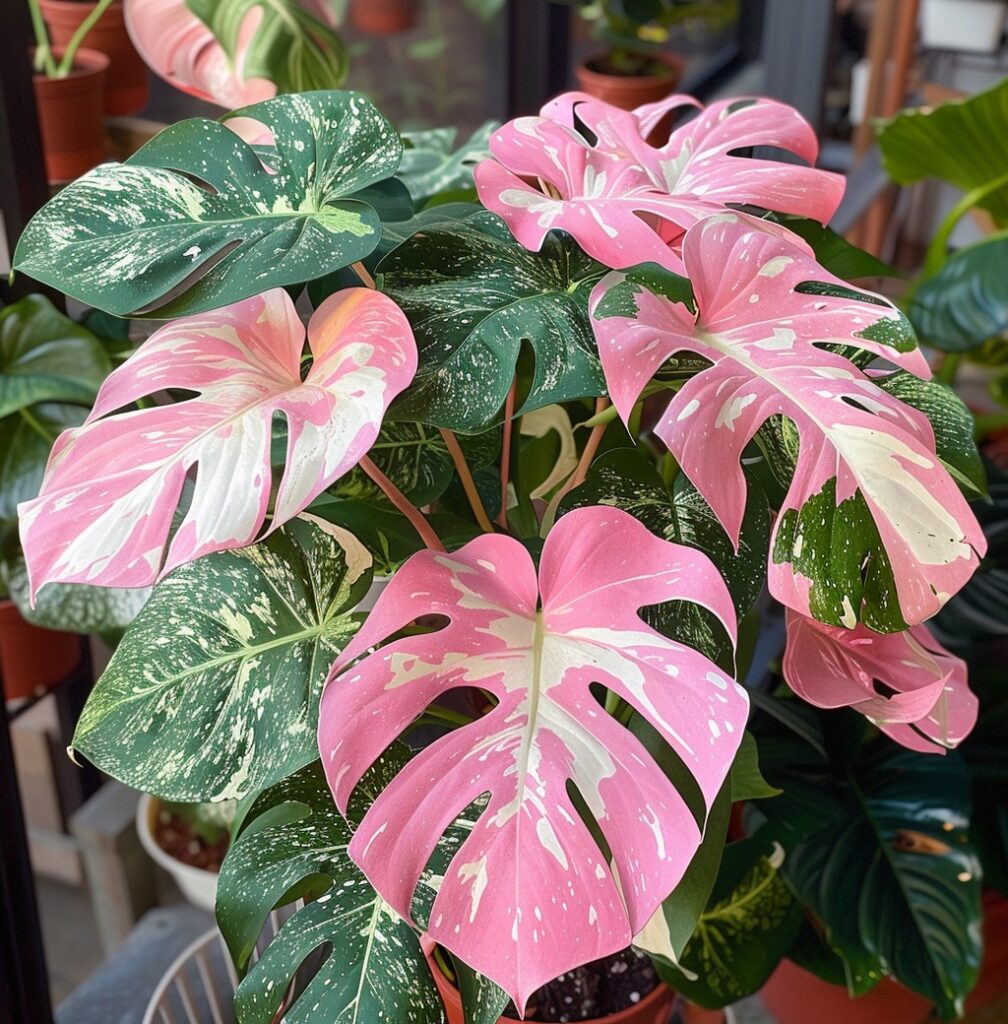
[187,0,347,95]
[910,233,1008,352]
[0,403,84,522]
[379,212,608,432]
[0,296,110,418]
[656,833,803,1008]
[13,92,402,317]
[71,517,370,802]
[328,421,499,506]
[217,749,449,1024]
[398,122,496,209]
[767,215,898,279]
[756,725,983,1017]
[559,446,770,662]
[876,77,1008,225]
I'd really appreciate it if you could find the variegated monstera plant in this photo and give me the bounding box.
[13,87,990,1021]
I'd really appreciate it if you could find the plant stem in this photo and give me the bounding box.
[26,0,57,76]
[497,379,517,528]
[359,455,445,552]
[439,428,495,533]
[351,261,376,290]
[56,0,117,76]
[421,704,474,729]
[937,352,961,386]
[569,398,611,490]
[923,171,1008,279]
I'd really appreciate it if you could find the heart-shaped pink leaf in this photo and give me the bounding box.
[318,505,746,1010]
[19,288,415,595]
[783,610,977,752]
[474,93,844,272]
[591,213,984,627]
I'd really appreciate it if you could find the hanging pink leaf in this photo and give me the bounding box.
[19,288,415,595]
[318,505,746,1011]
[591,213,984,628]
[783,610,977,752]
[474,92,844,272]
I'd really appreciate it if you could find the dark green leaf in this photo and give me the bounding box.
[398,122,496,209]
[766,215,899,279]
[72,517,370,801]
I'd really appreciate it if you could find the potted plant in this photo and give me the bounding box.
[351,0,421,35]
[39,0,148,114]
[28,0,111,181]
[8,79,995,1023]
[562,0,737,110]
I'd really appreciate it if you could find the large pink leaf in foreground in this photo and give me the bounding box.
[19,288,415,595]
[591,213,984,627]
[474,92,844,271]
[318,506,746,1010]
[783,611,977,752]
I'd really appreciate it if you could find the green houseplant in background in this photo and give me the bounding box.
[4,73,1005,1024]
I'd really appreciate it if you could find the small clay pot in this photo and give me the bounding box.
[0,599,82,702]
[32,46,109,183]
[39,0,148,114]
[351,0,420,34]
[574,52,684,112]
[429,954,678,1024]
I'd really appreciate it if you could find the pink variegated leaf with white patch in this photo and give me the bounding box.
[18,288,415,596]
[318,506,747,1011]
[474,93,844,272]
[783,610,977,752]
[591,213,984,630]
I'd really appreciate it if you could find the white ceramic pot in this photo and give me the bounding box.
[136,793,218,912]
[920,0,1008,52]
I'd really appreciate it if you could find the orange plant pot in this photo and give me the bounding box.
[351,0,420,34]
[39,0,148,114]
[429,954,679,1024]
[0,599,82,702]
[33,47,108,183]
[574,53,684,112]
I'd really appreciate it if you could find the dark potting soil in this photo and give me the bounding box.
[509,947,660,1022]
[153,808,228,872]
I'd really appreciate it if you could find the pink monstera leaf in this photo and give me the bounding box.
[783,610,977,752]
[474,91,844,272]
[591,213,984,628]
[18,288,415,595]
[124,0,336,108]
[318,506,747,1009]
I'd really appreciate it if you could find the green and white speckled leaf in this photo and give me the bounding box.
[398,122,496,208]
[13,92,401,317]
[657,834,802,1008]
[0,295,110,419]
[187,0,347,95]
[329,421,499,506]
[379,212,607,431]
[218,748,464,1024]
[71,516,371,802]
[558,446,770,662]
[1,550,149,637]
[764,370,985,633]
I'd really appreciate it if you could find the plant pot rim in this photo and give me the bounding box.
[429,950,678,1023]
[578,50,684,86]
[136,792,220,883]
[31,45,110,81]
[39,0,125,10]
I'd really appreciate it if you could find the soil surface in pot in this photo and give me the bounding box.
[505,947,659,1021]
[153,806,228,872]
[587,53,676,78]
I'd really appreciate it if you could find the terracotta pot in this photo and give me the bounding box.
[429,954,678,1024]
[39,0,148,114]
[351,0,420,34]
[762,893,1008,1024]
[32,47,108,183]
[0,599,82,702]
[574,52,684,112]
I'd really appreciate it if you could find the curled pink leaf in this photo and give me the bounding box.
[318,505,746,1010]
[783,610,977,752]
[474,92,844,271]
[18,288,416,595]
[590,213,984,627]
